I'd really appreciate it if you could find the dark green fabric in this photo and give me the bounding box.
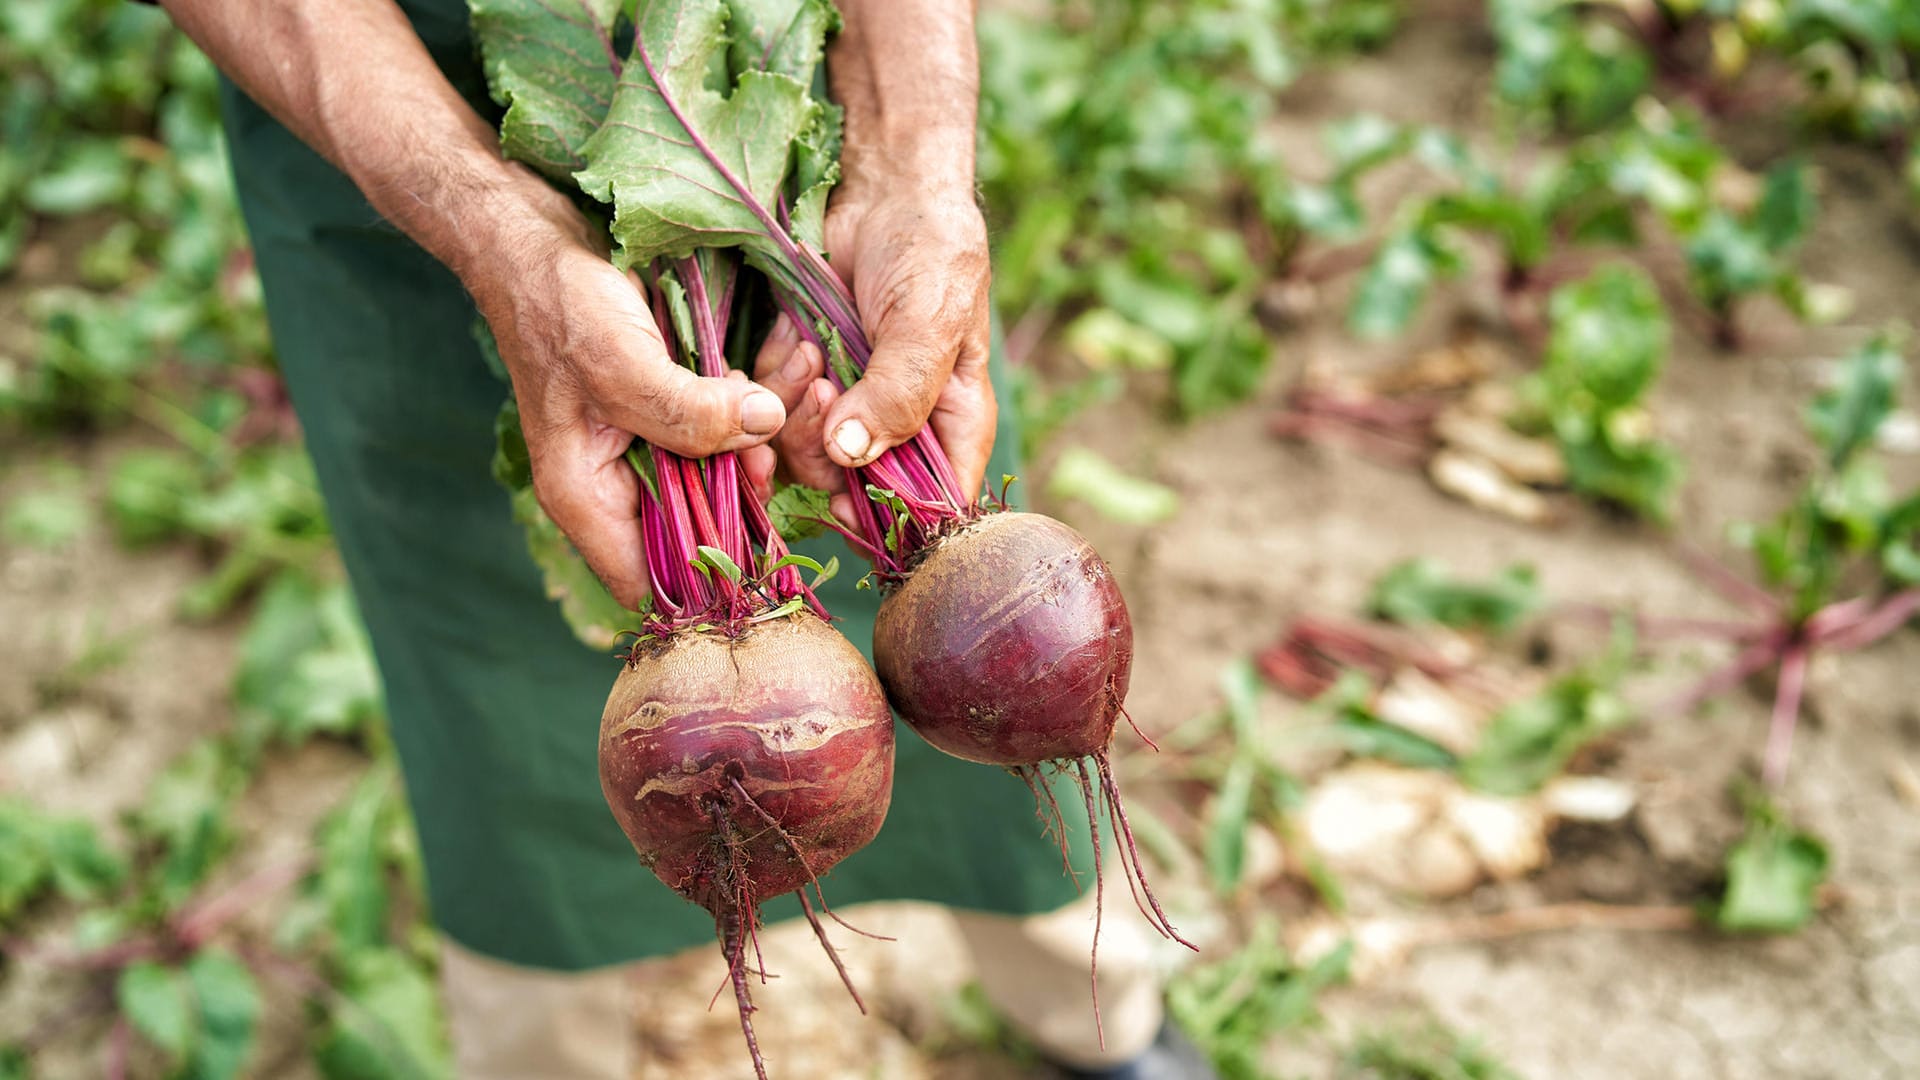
[216,5,1089,971]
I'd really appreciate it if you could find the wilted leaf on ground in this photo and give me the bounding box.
[1459,664,1631,796]
[1046,446,1179,525]
[1369,559,1542,634]
[1715,810,1828,934]
[1170,921,1350,1078]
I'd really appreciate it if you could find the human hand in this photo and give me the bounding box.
[467,191,785,609]
[752,187,995,528]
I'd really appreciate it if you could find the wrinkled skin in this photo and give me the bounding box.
[598,612,894,911]
[873,512,1134,766]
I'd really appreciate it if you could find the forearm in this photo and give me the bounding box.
[828,0,979,202]
[160,0,581,287]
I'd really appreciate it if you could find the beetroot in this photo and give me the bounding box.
[583,251,894,1080]
[866,510,1189,1041]
[600,611,893,1078]
[874,512,1130,767]
[768,205,1196,1039]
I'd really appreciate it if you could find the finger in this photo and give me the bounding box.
[529,435,650,610]
[752,315,824,415]
[779,378,849,494]
[829,493,863,538]
[928,341,997,500]
[584,319,787,458]
[740,443,777,504]
[822,330,954,469]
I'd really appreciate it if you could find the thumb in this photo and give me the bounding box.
[821,335,951,469]
[586,350,787,460]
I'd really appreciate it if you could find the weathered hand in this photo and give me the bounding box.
[469,196,783,608]
[754,188,996,526]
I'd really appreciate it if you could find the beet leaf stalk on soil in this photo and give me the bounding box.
[1591,331,1920,790]
[573,0,1196,1015]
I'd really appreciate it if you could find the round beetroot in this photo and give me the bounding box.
[872,511,1191,1021]
[874,512,1133,765]
[599,611,893,1078]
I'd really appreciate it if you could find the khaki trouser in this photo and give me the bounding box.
[440,895,1164,1078]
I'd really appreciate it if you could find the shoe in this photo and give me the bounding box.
[1049,1022,1219,1080]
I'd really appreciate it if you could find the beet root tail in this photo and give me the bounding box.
[1096,752,1194,951]
[721,910,770,1080]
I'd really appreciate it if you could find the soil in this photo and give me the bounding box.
[4,5,1919,1079]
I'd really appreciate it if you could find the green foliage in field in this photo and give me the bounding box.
[1169,921,1351,1080]
[977,0,1405,415]
[0,6,444,1072]
[1368,559,1542,634]
[1516,265,1682,520]
[0,801,124,926]
[1736,329,1920,616]
[1714,793,1830,933]
[1342,1020,1522,1080]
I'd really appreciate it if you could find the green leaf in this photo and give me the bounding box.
[132,740,241,908]
[694,545,742,584]
[1368,559,1542,634]
[3,472,90,549]
[40,816,126,902]
[24,136,133,215]
[1348,226,1457,339]
[1544,265,1669,408]
[119,962,197,1063]
[0,800,125,924]
[1061,308,1174,372]
[184,950,259,1080]
[1715,814,1828,933]
[1331,709,1459,770]
[508,488,634,648]
[235,575,382,745]
[490,397,534,493]
[1325,113,1403,177]
[468,0,626,181]
[1751,160,1815,252]
[1460,668,1631,795]
[1284,182,1364,239]
[727,0,840,84]
[577,2,826,267]
[1807,333,1904,470]
[1045,447,1179,525]
[1205,757,1257,896]
[1686,210,1777,305]
[1168,921,1349,1077]
[314,767,398,951]
[313,949,452,1080]
[106,448,204,547]
[493,397,633,645]
[765,552,823,575]
[767,483,834,540]
[1559,435,1682,522]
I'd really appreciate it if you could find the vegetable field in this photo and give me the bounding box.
[4,0,1919,1078]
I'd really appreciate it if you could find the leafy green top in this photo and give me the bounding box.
[470,0,628,181]
[574,0,838,268]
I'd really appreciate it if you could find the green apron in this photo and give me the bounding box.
[217,0,1090,971]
